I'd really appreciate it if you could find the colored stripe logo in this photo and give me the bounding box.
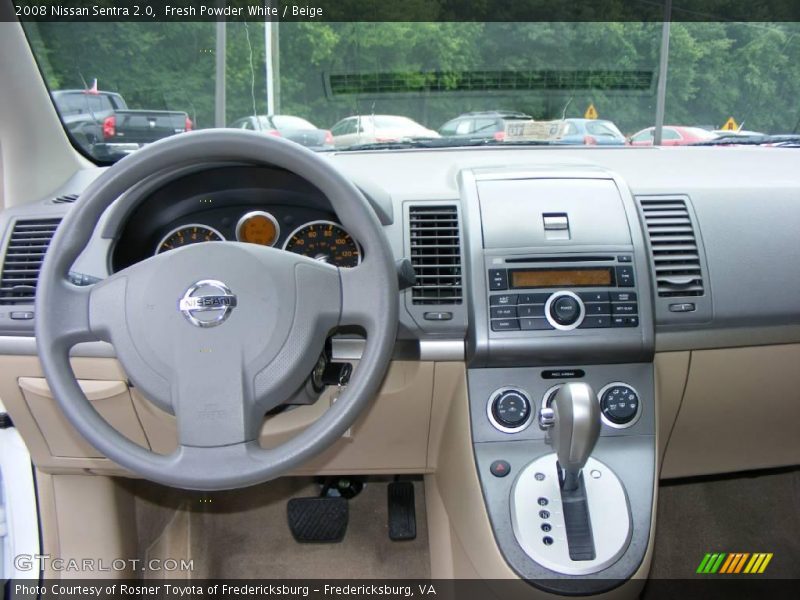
[696,552,773,574]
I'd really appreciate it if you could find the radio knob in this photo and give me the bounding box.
[550,295,581,325]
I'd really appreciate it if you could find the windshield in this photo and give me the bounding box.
[23,19,800,161]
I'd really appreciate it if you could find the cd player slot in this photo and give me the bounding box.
[505,255,616,264]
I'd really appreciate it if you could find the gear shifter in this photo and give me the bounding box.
[550,382,600,491]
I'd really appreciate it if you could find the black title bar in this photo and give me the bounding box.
[5,0,800,23]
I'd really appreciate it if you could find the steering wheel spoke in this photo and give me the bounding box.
[39,278,98,350]
[339,258,390,331]
[171,351,258,448]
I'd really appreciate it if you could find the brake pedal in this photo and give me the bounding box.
[287,496,348,543]
[388,481,417,541]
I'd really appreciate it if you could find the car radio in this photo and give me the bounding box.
[487,255,639,332]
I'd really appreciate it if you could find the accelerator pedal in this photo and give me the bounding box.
[287,496,348,543]
[388,480,417,541]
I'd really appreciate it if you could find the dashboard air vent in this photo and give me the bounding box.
[638,198,704,297]
[408,205,463,305]
[0,218,61,305]
[52,193,79,204]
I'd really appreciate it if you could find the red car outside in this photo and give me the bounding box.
[629,126,717,146]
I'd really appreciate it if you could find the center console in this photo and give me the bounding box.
[460,167,656,595]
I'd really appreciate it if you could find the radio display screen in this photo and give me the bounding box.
[510,268,613,288]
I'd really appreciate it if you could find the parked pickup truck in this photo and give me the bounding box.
[51,88,192,161]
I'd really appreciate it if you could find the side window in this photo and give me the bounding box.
[586,121,615,136]
[455,119,473,135]
[662,128,682,140]
[472,118,497,133]
[563,122,578,135]
[632,129,653,142]
[97,95,114,111]
[241,120,254,130]
[331,120,350,135]
[439,120,459,135]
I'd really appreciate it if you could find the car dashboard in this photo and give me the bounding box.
[0,144,799,591]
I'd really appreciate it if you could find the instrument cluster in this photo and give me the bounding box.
[153,211,361,268]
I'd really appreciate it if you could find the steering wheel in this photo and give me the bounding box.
[35,130,398,490]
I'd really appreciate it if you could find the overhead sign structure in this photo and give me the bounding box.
[584,103,598,119]
[721,117,739,131]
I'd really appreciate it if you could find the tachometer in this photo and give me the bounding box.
[236,211,280,246]
[156,224,225,255]
[283,220,361,267]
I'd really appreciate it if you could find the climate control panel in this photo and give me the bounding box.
[597,383,641,428]
[485,380,643,436]
[487,387,534,433]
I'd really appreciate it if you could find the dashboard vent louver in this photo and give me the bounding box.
[52,193,79,204]
[0,218,61,305]
[638,198,704,297]
[408,205,463,305]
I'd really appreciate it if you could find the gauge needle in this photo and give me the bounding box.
[314,254,330,263]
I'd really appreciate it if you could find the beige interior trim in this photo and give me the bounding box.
[662,343,800,478]
[653,351,690,468]
[1,356,436,475]
[36,471,138,579]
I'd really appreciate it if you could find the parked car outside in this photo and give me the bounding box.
[438,111,533,141]
[556,118,626,145]
[52,85,192,161]
[230,115,334,150]
[629,126,718,146]
[330,115,439,148]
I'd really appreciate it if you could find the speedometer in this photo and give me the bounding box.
[155,224,224,255]
[283,221,361,267]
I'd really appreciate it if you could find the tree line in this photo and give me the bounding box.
[24,21,800,135]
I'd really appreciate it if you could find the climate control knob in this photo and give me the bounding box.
[488,388,533,433]
[545,291,585,330]
[598,383,641,428]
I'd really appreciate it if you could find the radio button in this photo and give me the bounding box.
[611,315,639,327]
[579,316,611,328]
[491,306,517,319]
[585,302,611,315]
[610,291,637,302]
[489,269,508,290]
[491,318,520,331]
[617,255,632,263]
[520,317,554,330]
[612,302,638,315]
[615,266,635,287]
[518,305,545,318]
[519,293,550,305]
[577,291,609,303]
[490,294,517,306]
[551,296,581,325]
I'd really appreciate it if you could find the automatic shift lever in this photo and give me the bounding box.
[550,382,600,491]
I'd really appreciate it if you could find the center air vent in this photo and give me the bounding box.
[0,218,61,305]
[638,198,704,297]
[408,205,463,305]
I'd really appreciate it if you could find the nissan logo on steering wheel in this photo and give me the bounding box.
[178,279,238,328]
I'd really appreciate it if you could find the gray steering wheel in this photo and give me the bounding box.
[35,130,398,490]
